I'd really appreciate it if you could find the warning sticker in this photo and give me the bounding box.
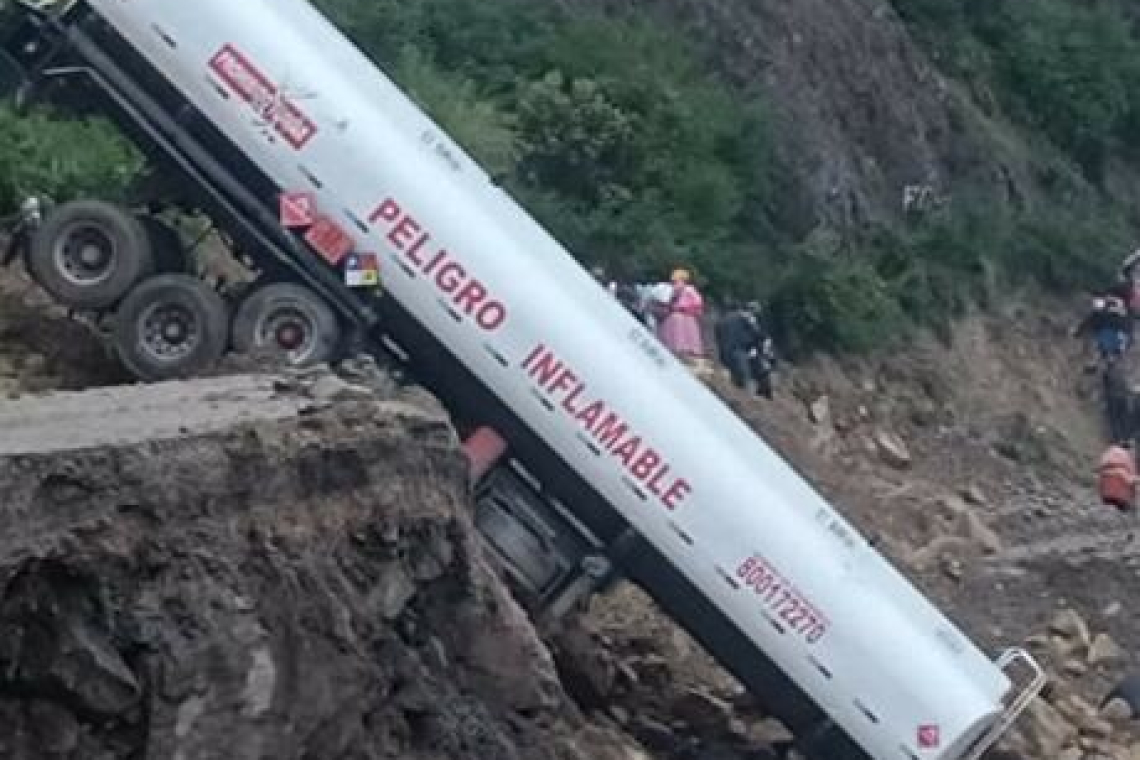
[304,216,353,265]
[279,191,316,229]
[345,253,380,288]
[208,44,317,150]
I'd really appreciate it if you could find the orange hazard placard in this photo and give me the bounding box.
[305,215,353,265]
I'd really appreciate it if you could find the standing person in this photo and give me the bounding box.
[715,301,776,398]
[657,268,705,359]
[1074,294,1131,365]
[1098,441,1137,512]
[641,281,673,333]
[1074,294,1135,443]
[613,280,645,323]
[715,300,760,391]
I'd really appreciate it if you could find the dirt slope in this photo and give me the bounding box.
[0,370,647,760]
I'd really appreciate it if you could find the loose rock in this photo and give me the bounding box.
[1090,634,1125,668]
[1050,609,1092,650]
[873,429,912,469]
[809,396,831,425]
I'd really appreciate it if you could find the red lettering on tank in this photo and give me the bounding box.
[407,232,430,262]
[562,380,586,416]
[209,45,317,150]
[387,216,421,255]
[523,346,563,387]
[368,198,402,224]
[594,413,629,451]
[368,196,508,333]
[662,480,692,510]
[647,463,672,497]
[475,302,506,331]
[551,367,578,396]
[454,279,488,315]
[423,250,447,277]
[436,262,465,294]
[631,450,661,481]
[576,400,604,429]
[523,344,692,512]
[613,436,642,467]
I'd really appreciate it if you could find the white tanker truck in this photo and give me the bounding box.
[0,1,1044,758]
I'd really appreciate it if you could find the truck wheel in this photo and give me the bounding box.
[231,282,341,367]
[27,200,155,310]
[112,274,229,382]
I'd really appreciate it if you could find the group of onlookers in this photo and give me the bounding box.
[594,266,776,397]
[1077,250,1140,512]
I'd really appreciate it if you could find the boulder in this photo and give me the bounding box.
[1063,659,1089,678]
[1049,609,1092,650]
[1004,698,1078,759]
[960,484,988,506]
[873,429,912,469]
[1103,699,1135,723]
[809,396,831,425]
[907,536,971,570]
[961,511,1003,555]
[670,687,734,730]
[1089,634,1125,667]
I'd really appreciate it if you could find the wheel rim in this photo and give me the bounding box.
[138,302,201,363]
[255,304,319,365]
[53,222,118,286]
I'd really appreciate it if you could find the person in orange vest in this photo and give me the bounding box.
[1098,443,1137,512]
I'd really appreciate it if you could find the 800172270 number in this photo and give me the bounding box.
[736,555,830,644]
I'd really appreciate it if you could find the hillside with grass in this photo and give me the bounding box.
[7,0,1140,353]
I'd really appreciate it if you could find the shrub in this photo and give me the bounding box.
[0,105,140,213]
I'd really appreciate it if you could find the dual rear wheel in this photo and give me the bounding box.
[25,199,342,382]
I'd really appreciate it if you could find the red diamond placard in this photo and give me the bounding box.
[304,215,354,265]
[279,191,316,229]
[917,725,940,749]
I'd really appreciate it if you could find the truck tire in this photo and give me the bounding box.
[112,274,229,381]
[27,200,155,310]
[231,282,341,367]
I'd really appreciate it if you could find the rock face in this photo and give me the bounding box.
[0,372,626,760]
[565,0,1063,230]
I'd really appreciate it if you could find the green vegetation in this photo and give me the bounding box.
[1,0,1137,354]
[891,0,1140,176]
[316,0,783,296]
[0,105,140,214]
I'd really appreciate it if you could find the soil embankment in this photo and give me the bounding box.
[0,370,643,760]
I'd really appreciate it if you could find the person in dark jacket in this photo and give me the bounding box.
[715,301,775,398]
[1074,294,1131,363]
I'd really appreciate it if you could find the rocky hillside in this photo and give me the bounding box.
[564,0,1019,227]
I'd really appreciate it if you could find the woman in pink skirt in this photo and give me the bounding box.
[657,268,705,358]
